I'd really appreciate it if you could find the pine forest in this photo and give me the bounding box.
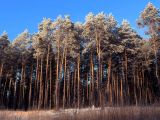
[0,3,160,111]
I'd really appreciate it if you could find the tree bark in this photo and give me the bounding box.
[29,65,33,109]
[77,54,80,109]
[63,51,67,109]
[55,39,60,110]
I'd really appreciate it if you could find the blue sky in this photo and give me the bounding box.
[0,0,159,40]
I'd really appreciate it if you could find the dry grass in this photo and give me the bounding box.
[0,106,160,120]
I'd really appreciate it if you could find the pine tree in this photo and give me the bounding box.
[0,32,10,108]
[12,30,33,109]
[119,20,142,105]
[137,2,160,84]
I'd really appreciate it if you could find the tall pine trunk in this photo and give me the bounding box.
[55,39,60,110]
[29,65,33,108]
[44,45,50,108]
[77,54,80,109]
[38,58,43,109]
[90,53,94,106]
[63,51,67,109]
[49,60,52,109]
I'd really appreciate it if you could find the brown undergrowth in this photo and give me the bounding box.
[0,106,160,120]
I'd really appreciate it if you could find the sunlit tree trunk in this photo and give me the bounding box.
[35,58,39,109]
[63,50,67,109]
[29,65,33,109]
[67,69,71,108]
[0,63,3,84]
[116,72,119,105]
[90,53,94,106]
[14,68,18,109]
[77,54,80,109]
[38,58,43,109]
[44,45,50,108]
[124,49,130,104]
[7,73,12,108]
[74,70,77,107]
[133,63,138,106]
[107,55,112,105]
[86,73,89,104]
[49,60,52,109]
[55,39,60,110]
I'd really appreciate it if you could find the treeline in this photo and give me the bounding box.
[0,3,160,110]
